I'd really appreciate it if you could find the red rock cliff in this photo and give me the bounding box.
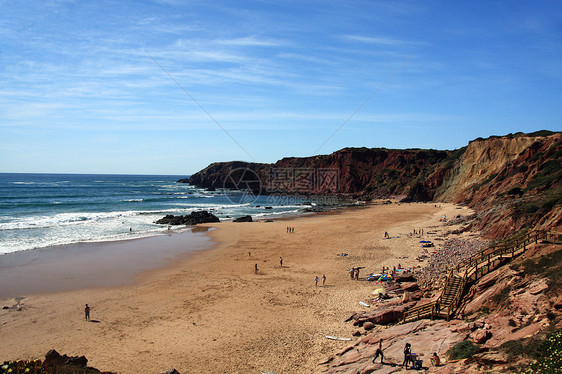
[186,131,561,239]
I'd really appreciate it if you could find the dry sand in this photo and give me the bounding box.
[0,202,473,373]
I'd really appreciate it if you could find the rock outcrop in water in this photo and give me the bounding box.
[155,211,220,225]
[233,215,253,222]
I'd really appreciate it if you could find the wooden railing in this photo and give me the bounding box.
[403,229,554,323]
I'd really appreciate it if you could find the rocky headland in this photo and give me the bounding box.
[184,131,561,240]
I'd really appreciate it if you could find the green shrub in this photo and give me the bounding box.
[447,340,480,360]
[501,340,525,359]
[515,164,529,173]
[527,159,562,191]
[519,329,562,373]
[512,202,540,220]
[1,359,43,373]
[508,187,524,196]
[541,193,562,212]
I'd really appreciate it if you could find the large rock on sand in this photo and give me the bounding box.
[233,215,253,222]
[43,350,110,374]
[349,301,416,326]
[156,211,220,225]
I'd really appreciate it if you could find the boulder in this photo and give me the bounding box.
[400,282,420,292]
[395,274,416,283]
[528,278,549,295]
[233,215,253,222]
[66,356,88,367]
[363,322,375,331]
[157,370,181,374]
[351,302,416,326]
[155,211,220,225]
[43,350,108,373]
[44,350,63,366]
[470,328,491,344]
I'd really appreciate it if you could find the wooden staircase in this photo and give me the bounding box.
[402,229,561,324]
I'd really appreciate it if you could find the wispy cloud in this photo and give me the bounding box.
[214,36,285,47]
[341,34,424,47]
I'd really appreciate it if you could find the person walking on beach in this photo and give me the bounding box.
[355,268,360,280]
[84,304,90,321]
[314,276,319,287]
[384,231,389,239]
[254,264,258,274]
[372,338,384,364]
[321,274,326,286]
[279,257,283,267]
[349,268,355,280]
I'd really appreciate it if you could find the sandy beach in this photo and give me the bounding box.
[0,202,474,373]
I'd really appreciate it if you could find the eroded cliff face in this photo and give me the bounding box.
[187,148,449,197]
[185,132,561,239]
[271,148,449,196]
[432,133,562,238]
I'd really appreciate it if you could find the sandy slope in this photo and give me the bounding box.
[0,202,473,373]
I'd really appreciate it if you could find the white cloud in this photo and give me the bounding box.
[341,34,424,47]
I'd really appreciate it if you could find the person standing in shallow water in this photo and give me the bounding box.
[84,304,90,321]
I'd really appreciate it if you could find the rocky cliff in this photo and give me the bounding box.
[184,131,561,239]
[322,241,562,374]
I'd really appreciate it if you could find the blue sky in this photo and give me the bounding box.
[1,1,561,175]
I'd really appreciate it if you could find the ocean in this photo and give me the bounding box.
[0,173,308,255]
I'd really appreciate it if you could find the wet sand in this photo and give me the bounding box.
[0,230,214,298]
[0,202,473,373]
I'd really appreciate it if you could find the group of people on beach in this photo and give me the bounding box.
[372,340,440,369]
[413,228,424,236]
[349,267,361,280]
[314,274,326,287]
[285,226,295,233]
